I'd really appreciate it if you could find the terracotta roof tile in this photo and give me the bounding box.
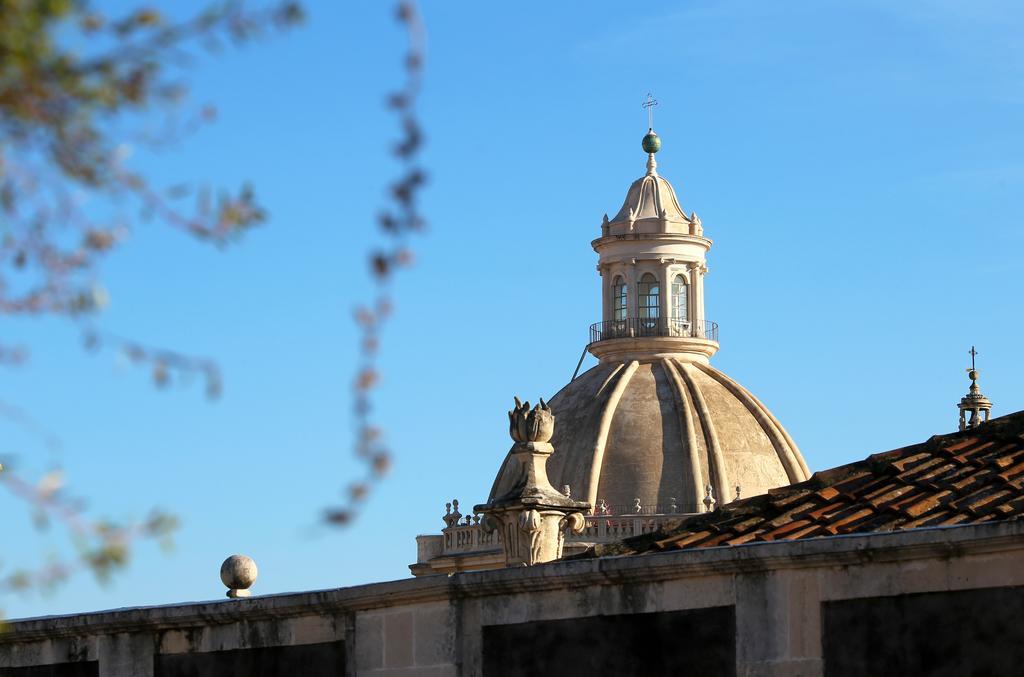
[761,518,815,541]
[905,461,959,485]
[767,488,815,508]
[815,486,841,501]
[889,452,934,472]
[895,456,947,481]
[578,410,1024,560]
[902,490,954,518]
[725,532,760,546]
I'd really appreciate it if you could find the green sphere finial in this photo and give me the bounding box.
[642,129,661,154]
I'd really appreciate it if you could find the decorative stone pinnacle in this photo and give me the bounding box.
[478,397,591,567]
[509,397,554,444]
[220,554,257,599]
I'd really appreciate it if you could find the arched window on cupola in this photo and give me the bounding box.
[672,274,689,337]
[612,276,627,321]
[638,273,660,330]
[672,274,689,321]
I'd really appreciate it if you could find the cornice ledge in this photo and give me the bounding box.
[591,233,713,249]
[3,521,1021,644]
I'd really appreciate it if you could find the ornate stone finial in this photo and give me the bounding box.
[689,211,702,235]
[508,397,554,444]
[477,397,591,567]
[645,150,658,177]
[442,499,462,529]
[703,484,716,513]
[958,346,993,431]
[561,484,571,498]
[220,554,257,599]
[735,485,742,500]
[669,497,678,514]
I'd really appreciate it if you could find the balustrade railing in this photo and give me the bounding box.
[443,521,498,554]
[438,512,688,557]
[589,317,718,344]
[574,514,668,541]
[596,501,684,516]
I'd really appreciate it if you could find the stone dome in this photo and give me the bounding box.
[609,163,688,225]
[489,358,811,514]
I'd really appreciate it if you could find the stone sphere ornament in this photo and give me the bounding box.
[220,554,258,598]
[642,131,661,154]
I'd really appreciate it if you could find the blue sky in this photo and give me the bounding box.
[3,1,1023,619]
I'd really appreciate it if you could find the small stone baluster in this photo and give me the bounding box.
[703,485,716,512]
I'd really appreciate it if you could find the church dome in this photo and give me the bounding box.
[609,165,688,225]
[488,358,811,514]
[485,125,811,517]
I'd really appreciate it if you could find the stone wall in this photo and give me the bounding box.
[2,521,1024,677]
[823,585,1024,676]
[154,641,344,676]
[482,607,734,676]
[0,664,97,677]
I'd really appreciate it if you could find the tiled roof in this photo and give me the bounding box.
[579,410,1024,558]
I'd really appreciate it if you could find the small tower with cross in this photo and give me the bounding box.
[589,93,717,365]
[958,346,993,431]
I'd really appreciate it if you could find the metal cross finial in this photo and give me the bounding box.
[969,346,978,371]
[642,92,659,130]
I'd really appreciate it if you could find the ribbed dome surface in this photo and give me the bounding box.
[489,359,811,514]
[610,172,687,224]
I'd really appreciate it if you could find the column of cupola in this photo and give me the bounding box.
[626,263,639,319]
[689,261,705,335]
[659,259,672,322]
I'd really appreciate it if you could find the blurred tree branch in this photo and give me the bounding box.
[324,1,427,527]
[0,0,302,608]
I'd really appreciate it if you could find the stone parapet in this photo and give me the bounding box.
[3,522,1024,676]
